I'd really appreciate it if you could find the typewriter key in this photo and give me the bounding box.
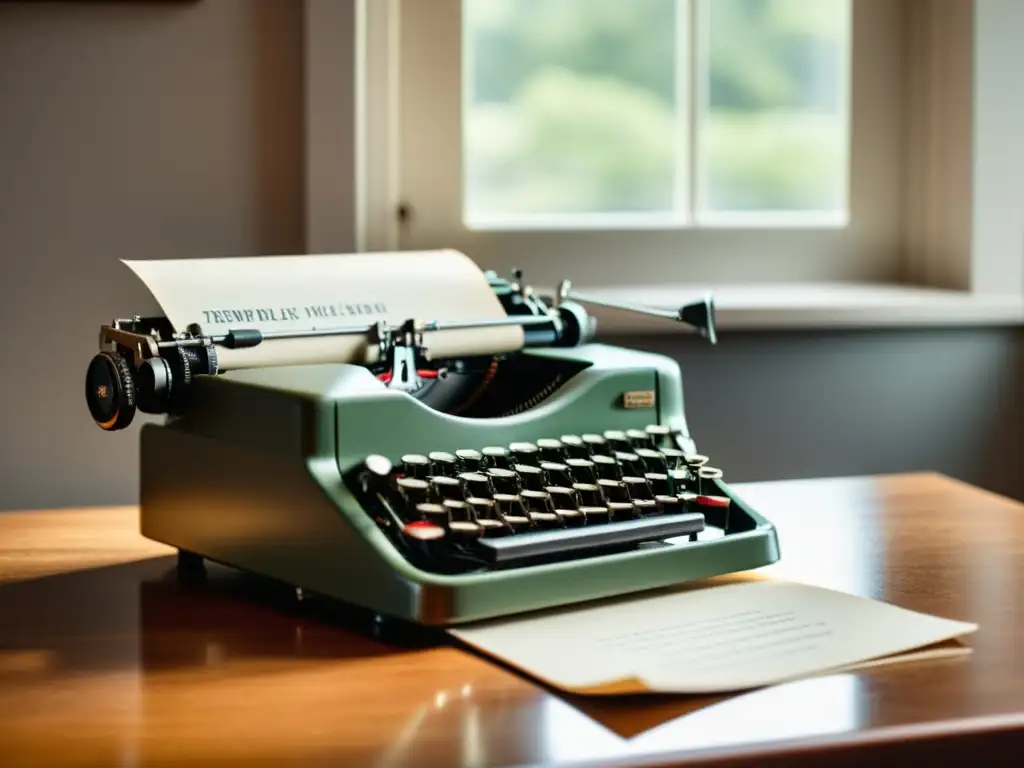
[415,502,449,527]
[581,434,607,452]
[622,476,653,500]
[685,453,710,470]
[397,477,430,509]
[559,435,589,459]
[579,505,610,524]
[509,442,539,461]
[428,451,458,475]
[467,497,508,535]
[669,468,690,493]
[607,502,635,521]
[540,461,574,487]
[459,472,493,498]
[660,448,686,470]
[430,476,464,501]
[635,448,668,475]
[626,429,651,450]
[614,451,644,477]
[677,491,698,503]
[603,430,631,451]
[482,446,512,468]
[597,479,630,504]
[520,490,560,527]
[696,494,730,509]
[448,520,483,540]
[492,493,533,530]
[645,424,672,446]
[546,485,580,510]
[536,438,565,463]
[591,455,621,480]
[401,454,430,479]
[553,508,584,526]
[515,464,546,492]
[487,467,520,494]
[443,499,474,523]
[644,472,672,497]
[572,482,604,508]
[565,458,597,483]
[455,448,483,471]
[633,499,658,517]
[655,495,682,514]
[402,520,445,542]
[696,466,724,495]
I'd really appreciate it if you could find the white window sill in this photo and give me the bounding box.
[569,283,1024,334]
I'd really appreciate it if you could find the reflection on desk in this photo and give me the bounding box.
[1,472,1023,767]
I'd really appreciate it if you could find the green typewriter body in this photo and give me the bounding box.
[86,256,781,626]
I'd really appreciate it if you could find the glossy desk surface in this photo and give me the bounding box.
[2,472,1024,767]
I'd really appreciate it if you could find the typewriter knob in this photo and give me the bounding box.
[85,351,137,431]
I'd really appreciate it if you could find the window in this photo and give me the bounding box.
[462,0,851,230]
[350,0,1013,301]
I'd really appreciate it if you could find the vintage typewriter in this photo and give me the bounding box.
[84,251,779,625]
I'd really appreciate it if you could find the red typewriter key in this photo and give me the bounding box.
[402,520,445,541]
[696,494,730,508]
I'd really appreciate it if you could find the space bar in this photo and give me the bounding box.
[477,512,705,566]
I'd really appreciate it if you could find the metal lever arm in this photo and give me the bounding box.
[558,281,717,345]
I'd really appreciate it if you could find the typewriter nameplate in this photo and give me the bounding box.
[621,390,656,409]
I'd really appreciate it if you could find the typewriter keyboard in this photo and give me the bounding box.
[347,427,732,572]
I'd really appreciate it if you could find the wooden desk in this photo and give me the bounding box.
[1,472,1023,767]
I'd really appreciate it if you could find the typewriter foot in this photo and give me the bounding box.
[176,549,206,584]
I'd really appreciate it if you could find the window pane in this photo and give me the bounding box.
[462,0,681,225]
[698,0,850,218]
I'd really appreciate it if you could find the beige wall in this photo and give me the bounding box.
[0,0,305,510]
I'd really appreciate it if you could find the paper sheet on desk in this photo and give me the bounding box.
[450,581,978,695]
[123,250,523,370]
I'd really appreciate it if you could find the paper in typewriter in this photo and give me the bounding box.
[123,250,524,370]
[450,581,978,695]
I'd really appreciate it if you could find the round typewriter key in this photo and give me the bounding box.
[520,490,560,527]
[509,442,539,461]
[655,495,682,514]
[486,467,520,494]
[614,451,643,477]
[565,458,596,483]
[645,424,672,445]
[685,453,710,469]
[553,508,584,526]
[581,433,607,452]
[622,476,653,500]
[515,464,546,491]
[402,520,445,542]
[696,494,731,508]
[633,499,658,517]
[428,451,458,475]
[591,454,621,480]
[397,477,430,508]
[597,479,630,503]
[635,448,668,474]
[536,438,565,462]
[455,448,483,471]
[540,461,574,487]
[492,493,532,530]
[579,505,610,524]
[459,472,493,498]
[482,446,512,468]
[546,486,580,510]
[572,482,604,508]
[560,435,589,458]
[443,499,474,523]
[401,454,430,478]
[415,503,449,527]
[448,520,483,539]
[607,501,635,521]
[669,468,691,493]
[644,472,671,497]
[678,491,698,503]
[430,476,463,501]
[660,448,686,470]
[627,428,652,449]
[603,430,630,451]
[696,466,723,495]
